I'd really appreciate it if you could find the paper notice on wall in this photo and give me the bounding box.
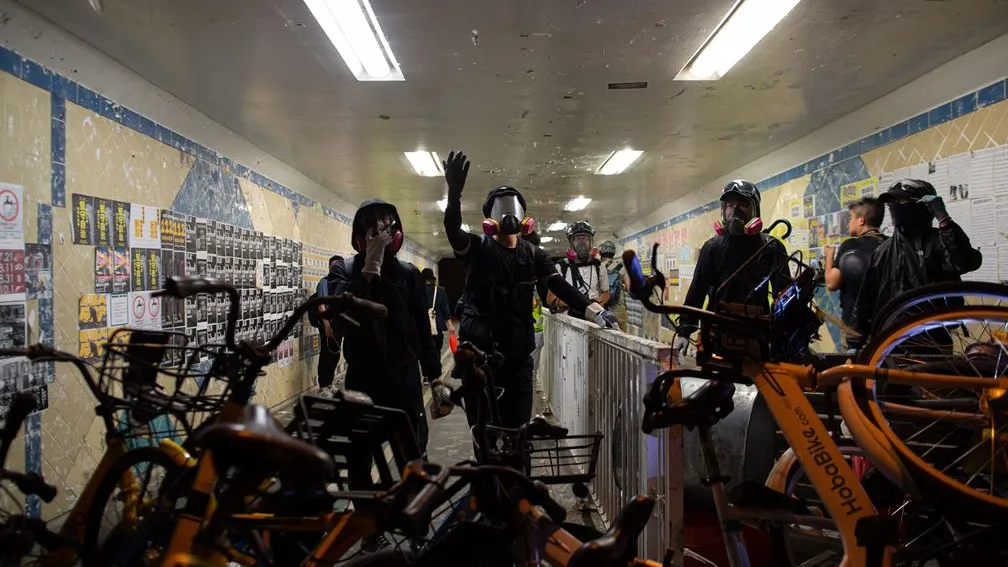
[678,264,696,282]
[970,197,997,246]
[998,197,1008,245]
[128,291,163,331]
[0,184,24,249]
[968,148,995,200]
[130,204,162,249]
[924,159,949,193]
[108,293,129,327]
[999,247,1008,284]
[973,247,999,283]
[0,249,26,302]
[0,301,26,349]
[802,195,816,218]
[788,199,802,218]
[95,247,113,294]
[908,162,930,180]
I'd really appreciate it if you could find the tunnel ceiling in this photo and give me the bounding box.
[20,0,1008,256]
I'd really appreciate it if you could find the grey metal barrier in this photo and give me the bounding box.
[540,312,683,564]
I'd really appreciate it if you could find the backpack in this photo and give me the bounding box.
[307,277,340,328]
[559,259,603,298]
[606,261,623,305]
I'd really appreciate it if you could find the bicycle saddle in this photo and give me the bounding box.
[568,494,654,567]
[525,415,568,438]
[642,379,736,434]
[192,404,335,484]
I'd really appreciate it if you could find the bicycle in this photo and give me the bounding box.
[1,392,79,565]
[0,330,228,567]
[81,276,388,567]
[621,244,1008,567]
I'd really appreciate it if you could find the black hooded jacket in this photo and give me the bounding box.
[850,219,981,339]
[334,199,441,392]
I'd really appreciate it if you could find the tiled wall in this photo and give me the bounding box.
[621,77,1008,351]
[0,45,436,522]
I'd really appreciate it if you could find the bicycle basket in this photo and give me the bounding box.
[98,328,234,443]
[285,392,422,491]
[483,425,602,485]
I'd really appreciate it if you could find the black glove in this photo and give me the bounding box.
[917,195,950,225]
[443,150,470,202]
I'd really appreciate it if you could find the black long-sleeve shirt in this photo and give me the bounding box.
[679,233,792,333]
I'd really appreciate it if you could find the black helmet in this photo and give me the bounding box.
[721,180,761,216]
[566,221,595,239]
[599,240,616,257]
[878,179,937,204]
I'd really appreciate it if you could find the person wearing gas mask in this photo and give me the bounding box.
[441,151,618,428]
[676,180,791,355]
[548,221,609,316]
[850,179,982,345]
[823,198,887,349]
[599,240,629,331]
[333,200,442,461]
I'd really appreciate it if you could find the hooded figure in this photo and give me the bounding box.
[677,180,791,354]
[332,199,442,460]
[850,179,982,344]
[314,254,346,388]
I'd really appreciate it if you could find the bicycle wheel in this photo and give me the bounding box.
[767,446,973,567]
[870,281,1008,339]
[855,305,1008,521]
[81,446,185,567]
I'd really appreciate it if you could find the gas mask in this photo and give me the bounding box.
[889,202,932,231]
[571,234,592,261]
[714,201,762,237]
[482,193,535,236]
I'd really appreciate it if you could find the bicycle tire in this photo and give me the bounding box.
[870,281,1008,339]
[853,305,1008,521]
[81,446,182,567]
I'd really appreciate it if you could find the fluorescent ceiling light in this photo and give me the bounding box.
[595,149,644,175]
[404,151,443,177]
[437,197,448,212]
[675,0,801,81]
[547,222,567,232]
[541,236,555,243]
[303,0,404,81]
[564,196,592,212]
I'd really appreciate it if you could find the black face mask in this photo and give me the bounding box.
[725,216,746,236]
[889,203,932,231]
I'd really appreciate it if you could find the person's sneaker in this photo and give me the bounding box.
[361,533,390,552]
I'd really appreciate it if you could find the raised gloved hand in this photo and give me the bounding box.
[362,228,394,277]
[443,150,470,202]
[428,379,455,420]
[917,195,950,225]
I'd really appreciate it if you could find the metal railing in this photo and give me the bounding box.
[540,312,682,564]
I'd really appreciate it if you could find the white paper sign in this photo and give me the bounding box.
[108,293,129,327]
[0,183,24,249]
[127,291,162,330]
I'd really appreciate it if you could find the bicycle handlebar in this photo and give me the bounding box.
[0,392,35,467]
[0,470,58,502]
[158,276,241,349]
[157,276,387,354]
[398,461,567,531]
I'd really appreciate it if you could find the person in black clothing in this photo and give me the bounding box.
[677,180,792,354]
[850,179,982,345]
[421,268,455,352]
[441,150,618,429]
[316,254,346,389]
[823,198,887,349]
[333,199,442,454]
